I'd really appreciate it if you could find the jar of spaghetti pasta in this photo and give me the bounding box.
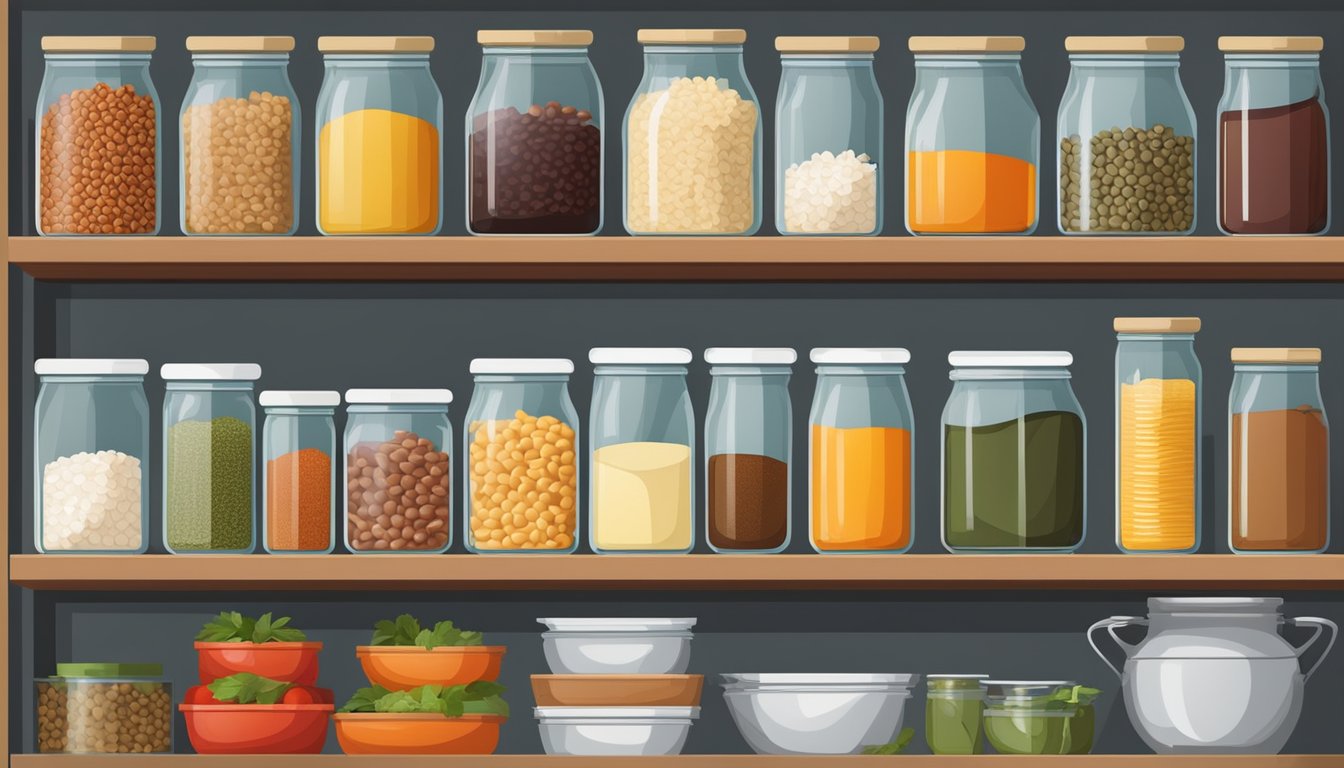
[1114,317,1202,553]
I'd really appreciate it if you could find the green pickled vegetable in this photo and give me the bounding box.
[985,710,1073,755]
[926,694,984,755]
[862,728,915,755]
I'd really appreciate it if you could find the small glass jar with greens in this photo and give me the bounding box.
[926,674,989,755]
[981,680,1098,755]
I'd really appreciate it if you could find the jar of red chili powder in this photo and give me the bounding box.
[261,391,339,554]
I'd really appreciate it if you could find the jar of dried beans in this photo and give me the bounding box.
[467,31,603,235]
[181,36,299,235]
[36,36,160,236]
[344,389,452,553]
[36,663,172,754]
[261,391,338,554]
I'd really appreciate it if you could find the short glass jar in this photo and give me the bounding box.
[809,348,914,554]
[162,363,261,554]
[464,359,580,553]
[624,29,761,235]
[34,359,150,553]
[942,352,1086,552]
[37,36,160,236]
[261,391,338,555]
[981,681,1089,755]
[589,348,695,553]
[1058,37,1196,235]
[705,348,795,553]
[36,663,172,754]
[1229,348,1329,553]
[926,674,989,755]
[775,36,882,236]
[316,36,442,235]
[181,36,299,235]
[467,31,603,235]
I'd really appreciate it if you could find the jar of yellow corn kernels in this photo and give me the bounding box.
[464,359,580,553]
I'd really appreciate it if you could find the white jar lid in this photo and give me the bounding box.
[259,390,340,408]
[589,347,693,365]
[345,388,453,405]
[35,358,149,376]
[810,348,911,365]
[704,347,796,365]
[948,351,1073,368]
[160,363,262,381]
[470,358,574,375]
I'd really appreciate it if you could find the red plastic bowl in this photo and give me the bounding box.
[195,641,322,685]
[180,703,333,754]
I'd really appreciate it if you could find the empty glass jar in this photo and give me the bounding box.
[261,391,338,555]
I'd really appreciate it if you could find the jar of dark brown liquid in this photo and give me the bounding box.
[1217,37,1329,235]
[1229,348,1329,553]
[704,348,794,553]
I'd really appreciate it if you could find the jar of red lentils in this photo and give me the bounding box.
[36,36,160,236]
[261,391,339,555]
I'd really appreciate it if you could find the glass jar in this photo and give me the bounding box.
[344,389,452,553]
[464,359,580,553]
[36,663,172,754]
[181,36,299,236]
[809,348,914,554]
[162,364,260,554]
[906,36,1039,235]
[926,674,989,755]
[624,29,761,235]
[1058,37,1196,235]
[316,36,442,235]
[261,391,338,554]
[775,36,882,236]
[981,681,1092,755]
[467,31,603,235]
[1115,317,1202,553]
[1217,37,1329,235]
[588,348,695,553]
[942,352,1086,552]
[34,359,150,553]
[704,348,795,553]
[1229,348,1329,553]
[37,36,160,236]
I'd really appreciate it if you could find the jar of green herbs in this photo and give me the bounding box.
[926,674,988,754]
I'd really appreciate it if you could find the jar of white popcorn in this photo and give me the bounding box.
[775,36,883,236]
[623,29,761,235]
[34,359,150,553]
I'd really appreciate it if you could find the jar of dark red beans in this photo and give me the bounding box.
[466,30,603,235]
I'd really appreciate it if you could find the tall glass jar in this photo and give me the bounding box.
[316,37,442,235]
[37,36,160,236]
[1217,37,1329,235]
[261,391,338,555]
[809,348,914,554]
[775,37,882,236]
[1058,37,1196,235]
[906,36,1039,235]
[942,352,1086,552]
[926,674,990,755]
[1229,348,1329,553]
[1115,317,1202,554]
[162,363,261,554]
[589,348,695,553]
[704,348,795,554]
[181,36,299,235]
[624,29,761,235]
[467,31,603,235]
[34,359,150,554]
[344,389,453,553]
[464,359,580,553]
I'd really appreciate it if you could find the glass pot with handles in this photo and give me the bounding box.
[260,391,338,555]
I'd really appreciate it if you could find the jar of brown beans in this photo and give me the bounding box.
[37,37,160,236]
[344,389,453,553]
[181,37,300,235]
[36,663,172,754]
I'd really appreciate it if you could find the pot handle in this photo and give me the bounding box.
[1289,616,1338,682]
[1087,616,1146,679]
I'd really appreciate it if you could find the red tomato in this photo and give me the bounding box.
[184,685,223,705]
[281,687,316,705]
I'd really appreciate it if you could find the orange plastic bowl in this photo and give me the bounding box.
[355,646,505,690]
[334,713,504,755]
[180,703,333,754]
[195,641,323,685]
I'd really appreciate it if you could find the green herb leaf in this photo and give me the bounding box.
[370,615,483,648]
[197,611,305,643]
[207,672,292,705]
[464,695,510,717]
[862,728,915,755]
[339,682,507,718]
[339,684,393,713]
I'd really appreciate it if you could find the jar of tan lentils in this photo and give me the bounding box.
[36,663,173,754]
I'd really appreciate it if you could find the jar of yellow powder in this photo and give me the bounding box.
[316,36,442,235]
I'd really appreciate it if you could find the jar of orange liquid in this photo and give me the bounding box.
[808,348,914,553]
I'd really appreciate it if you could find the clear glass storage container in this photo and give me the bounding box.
[34,359,150,553]
[775,36,882,236]
[1229,348,1329,553]
[624,29,761,235]
[37,36,160,236]
[181,36,299,236]
[316,36,442,235]
[36,663,172,754]
[464,359,580,553]
[942,352,1086,552]
[1217,37,1329,235]
[1115,317,1202,554]
[981,681,1092,755]
[926,674,989,755]
[809,348,914,554]
[906,36,1039,235]
[589,348,695,553]
[1058,37,1196,235]
[261,391,338,554]
[467,31,603,235]
[344,388,452,553]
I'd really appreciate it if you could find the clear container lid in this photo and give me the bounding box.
[589,348,693,366]
[317,36,434,53]
[469,358,575,375]
[42,36,156,53]
[704,347,796,366]
[477,30,593,47]
[982,680,1076,705]
[35,358,149,376]
[928,674,991,691]
[345,388,453,404]
[259,390,340,408]
[810,347,910,365]
[160,363,262,381]
[186,36,295,53]
[637,29,746,46]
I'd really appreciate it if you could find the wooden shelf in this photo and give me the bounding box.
[10,554,1344,591]
[8,236,1344,282]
